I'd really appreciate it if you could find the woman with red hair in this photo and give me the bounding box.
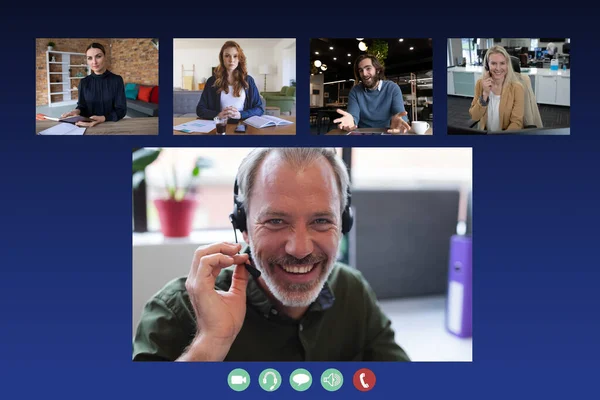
[196,40,264,121]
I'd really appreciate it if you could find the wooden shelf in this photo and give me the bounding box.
[46,51,87,106]
[47,50,86,56]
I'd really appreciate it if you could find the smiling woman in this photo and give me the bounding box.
[469,45,524,131]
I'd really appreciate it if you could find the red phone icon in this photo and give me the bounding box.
[360,373,369,388]
[353,368,376,392]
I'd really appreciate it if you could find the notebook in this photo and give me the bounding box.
[243,115,293,129]
[38,122,86,135]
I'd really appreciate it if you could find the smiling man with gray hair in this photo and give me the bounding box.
[133,148,410,361]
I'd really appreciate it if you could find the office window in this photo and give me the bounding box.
[531,39,539,49]
[461,39,477,65]
[350,148,472,189]
[141,148,344,232]
[143,148,253,231]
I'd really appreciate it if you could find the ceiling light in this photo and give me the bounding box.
[329,46,334,50]
[399,38,404,42]
[347,53,351,56]
[348,61,351,64]
[333,57,337,60]
[356,38,364,40]
[321,64,328,71]
[358,41,368,51]
[314,60,322,67]
[410,47,414,50]
[319,71,322,74]
[315,51,319,55]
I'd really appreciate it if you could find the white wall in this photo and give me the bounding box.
[275,39,296,89]
[173,38,296,92]
[310,74,324,107]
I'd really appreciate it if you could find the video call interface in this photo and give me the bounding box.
[2,4,589,397]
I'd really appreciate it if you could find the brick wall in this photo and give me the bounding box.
[111,39,159,87]
[36,38,159,106]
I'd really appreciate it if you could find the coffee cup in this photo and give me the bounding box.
[411,121,430,135]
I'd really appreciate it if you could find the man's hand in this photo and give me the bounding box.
[333,109,357,132]
[482,71,493,100]
[177,242,250,361]
[60,109,80,119]
[76,115,106,127]
[387,111,411,134]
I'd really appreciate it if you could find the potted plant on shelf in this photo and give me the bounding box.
[133,148,214,238]
[47,41,55,51]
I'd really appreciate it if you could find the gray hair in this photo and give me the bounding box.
[236,148,350,217]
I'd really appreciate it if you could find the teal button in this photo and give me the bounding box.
[321,368,343,391]
[259,368,282,392]
[290,368,312,391]
[228,368,250,391]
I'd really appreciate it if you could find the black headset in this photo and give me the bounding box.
[229,178,354,234]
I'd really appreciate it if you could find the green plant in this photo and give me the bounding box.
[48,41,56,47]
[369,40,389,68]
[132,148,213,201]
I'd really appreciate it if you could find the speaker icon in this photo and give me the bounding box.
[323,373,342,387]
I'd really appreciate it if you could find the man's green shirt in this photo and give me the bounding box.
[133,263,410,361]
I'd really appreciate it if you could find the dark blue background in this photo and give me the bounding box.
[1,3,598,399]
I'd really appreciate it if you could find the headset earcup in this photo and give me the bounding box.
[232,201,247,233]
[342,205,354,234]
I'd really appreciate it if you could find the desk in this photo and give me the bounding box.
[379,295,472,361]
[448,66,570,106]
[173,117,296,135]
[36,117,158,135]
[327,124,433,135]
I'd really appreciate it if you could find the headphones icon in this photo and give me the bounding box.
[262,371,277,391]
[229,178,354,234]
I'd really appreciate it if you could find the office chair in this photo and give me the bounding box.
[510,56,541,129]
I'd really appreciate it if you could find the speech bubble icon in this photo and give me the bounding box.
[290,369,312,391]
[293,373,310,387]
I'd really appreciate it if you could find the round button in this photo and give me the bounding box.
[259,368,282,392]
[289,368,312,391]
[353,368,376,392]
[228,368,250,392]
[321,368,343,391]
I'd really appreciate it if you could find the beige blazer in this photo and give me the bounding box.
[470,79,524,131]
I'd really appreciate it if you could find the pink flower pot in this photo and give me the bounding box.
[153,198,197,238]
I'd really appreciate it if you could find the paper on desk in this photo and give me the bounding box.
[174,120,216,133]
[39,122,86,136]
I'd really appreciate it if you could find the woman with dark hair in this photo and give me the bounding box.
[60,42,127,127]
[196,40,263,121]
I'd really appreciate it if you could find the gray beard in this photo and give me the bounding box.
[247,238,335,307]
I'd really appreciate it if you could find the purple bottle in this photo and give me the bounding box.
[446,234,472,338]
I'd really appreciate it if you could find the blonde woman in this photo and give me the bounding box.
[469,46,524,131]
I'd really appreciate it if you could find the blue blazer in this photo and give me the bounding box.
[196,75,264,120]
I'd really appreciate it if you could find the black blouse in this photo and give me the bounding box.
[76,70,127,121]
